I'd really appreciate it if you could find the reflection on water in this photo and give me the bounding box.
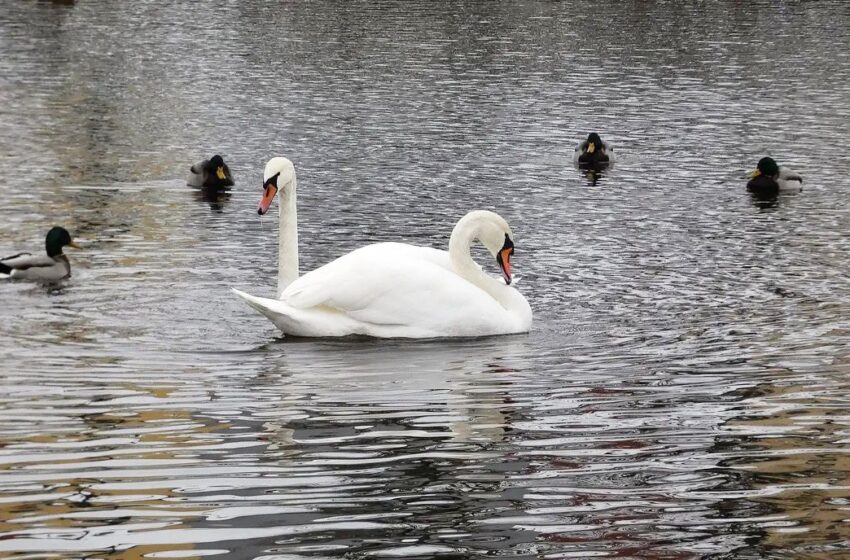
[2,0,850,558]
[749,191,781,212]
[191,186,233,214]
[576,163,610,187]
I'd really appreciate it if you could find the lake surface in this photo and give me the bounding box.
[2,0,850,558]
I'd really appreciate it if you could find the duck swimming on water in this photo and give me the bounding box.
[0,226,80,282]
[747,157,802,195]
[574,133,613,167]
[187,154,234,189]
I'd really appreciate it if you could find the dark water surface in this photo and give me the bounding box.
[3,1,850,558]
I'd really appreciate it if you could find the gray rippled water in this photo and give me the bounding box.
[2,1,850,558]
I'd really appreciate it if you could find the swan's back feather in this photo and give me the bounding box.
[236,242,529,338]
[283,243,450,309]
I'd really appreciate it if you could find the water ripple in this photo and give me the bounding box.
[2,0,850,558]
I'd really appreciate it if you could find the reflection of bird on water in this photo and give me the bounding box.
[749,191,780,211]
[193,186,232,213]
[251,336,530,445]
[0,226,81,282]
[574,133,613,167]
[187,154,234,189]
[233,157,532,338]
[581,167,604,186]
[746,157,802,196]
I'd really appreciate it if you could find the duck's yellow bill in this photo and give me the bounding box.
[587,142,596,154]
[68,241,82,249]
[750,169,761,178]
[216,167,227,180]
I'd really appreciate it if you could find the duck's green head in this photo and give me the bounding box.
[752,157,779,179]
[45,226,80,257]
[208,154,228,181]
[586,133,604,153]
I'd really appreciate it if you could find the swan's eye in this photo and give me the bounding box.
[264,172,281,190]
[500,234,514,253]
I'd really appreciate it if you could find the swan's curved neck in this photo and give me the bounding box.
[449,221,505,304]
[277,176,299,297]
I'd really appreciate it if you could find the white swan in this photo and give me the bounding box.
[232,157,532,338]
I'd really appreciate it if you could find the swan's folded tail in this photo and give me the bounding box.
[231,287,359,337]
[232,288,287,317]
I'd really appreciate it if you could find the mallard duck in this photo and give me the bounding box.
[0,226,80,282]
[574,133,613,166]
[747,157,803,194]
[187,154,234,188]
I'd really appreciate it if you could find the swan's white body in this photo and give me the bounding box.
[233,157,532,339]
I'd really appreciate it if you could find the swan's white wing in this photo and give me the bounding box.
[232,289,364,337]
[286,242,510,328]
[237,242,522,338]
[282,243,452,310]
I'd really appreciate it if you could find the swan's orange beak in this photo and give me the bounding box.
[497,236,514,285]
[258,184,277,215]
[498,248,512,284]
